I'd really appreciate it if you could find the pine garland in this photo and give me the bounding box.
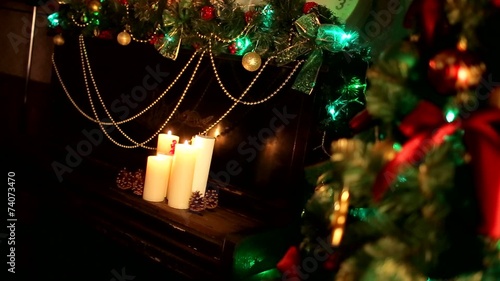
[49,0,367,60]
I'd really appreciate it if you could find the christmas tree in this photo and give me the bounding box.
[277,0,500,280]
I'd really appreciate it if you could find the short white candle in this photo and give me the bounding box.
[157,130,179,155]
[191,135,216,195]
[167,140,197,209]
[143,155,171,202]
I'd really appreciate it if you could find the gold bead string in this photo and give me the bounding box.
[198,38,302,135]
[148,50,207,143]
[78,35,150,149]
[196,21,251,44]
[313,131,331,157]
[79,34,206,149]
[129,24,162,44]
[69,14,89,28]
[208,39,303,105]
[53,35,200,126]
[54,33,302,149]
[52,52,90,116]
[124,4,161,44]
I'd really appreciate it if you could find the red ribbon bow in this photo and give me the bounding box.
[371,100,500,239]
[463,108,500,239]
[372,101,458,201]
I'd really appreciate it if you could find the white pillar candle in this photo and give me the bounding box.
[167,140,197,209]
[157,130,179,155]
[143,155,171,202]
[191,135,216,195]
[163,154,173,197]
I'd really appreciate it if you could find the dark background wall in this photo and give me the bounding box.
[0,2,189,280]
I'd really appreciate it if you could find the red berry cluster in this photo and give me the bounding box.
[150,34,164,45]
[244,10,256,24]
[303,1,318,14]
[201,6,215,21]
[228,42,237,54]
[97,30,113,40]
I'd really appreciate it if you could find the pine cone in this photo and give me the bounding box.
[189,191,206,212]
[131,169,145,196]
[204,189,218,210]
[116,167,133,190]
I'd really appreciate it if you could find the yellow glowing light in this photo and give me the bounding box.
[331,228,344,246]
[337,216,346,225]
[457,37,468,51]
[457,66,469,84]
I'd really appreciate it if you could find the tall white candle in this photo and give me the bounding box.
[163,154,173,197]
[157,130,179,155]
[143,155,170,202]
[191,135,216,195]
[167,140,197,209]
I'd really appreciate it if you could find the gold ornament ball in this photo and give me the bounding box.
[87,0,101,13]
[117,31,131,46]
[53,34,65,46]
[242,52,262,72]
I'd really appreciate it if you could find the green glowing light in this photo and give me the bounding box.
[328,105,337,118]
[397,175,407,182]
[445,108,458,122]
[47,12,60,27]
[317,25,359,50]
[342,33,351,40]
[166,35,174,42]
[249,269,281,280]
[392,142,402,152]
[349,208,376,221]
[234,249,264,271]
[340,77,366,97]
[262,4,274,16]
[235,36,252,54]
[261,5,274,28]
[326,98,349,121]
[348,83,365,90]
[90,18,100,25]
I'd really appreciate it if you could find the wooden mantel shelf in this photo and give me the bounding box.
[33,146,266,281]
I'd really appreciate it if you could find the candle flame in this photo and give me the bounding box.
[214,128,220,137]
[167,130,172,135]
[184,140,189,145]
